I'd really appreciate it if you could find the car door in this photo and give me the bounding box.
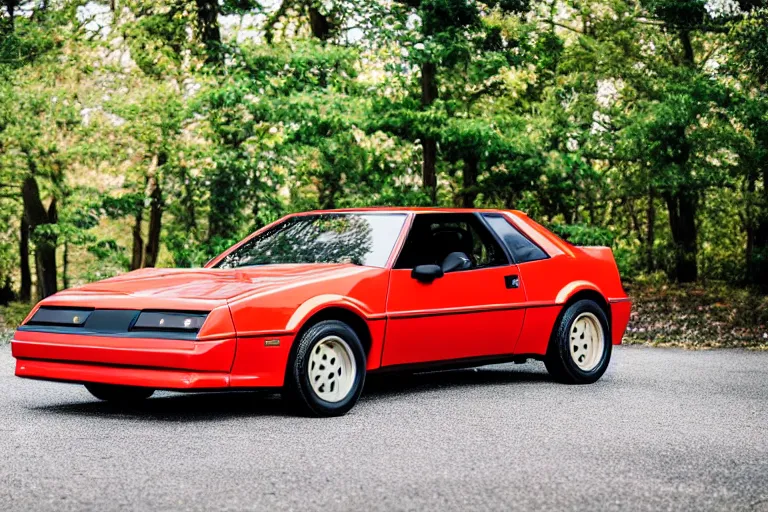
[381,213,527,367]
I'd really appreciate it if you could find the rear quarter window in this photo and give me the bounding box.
[484,215,549,264]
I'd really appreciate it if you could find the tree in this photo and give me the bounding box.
[1,0,767,297]
[730,8,768,289]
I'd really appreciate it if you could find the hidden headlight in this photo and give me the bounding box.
[133,311,208,332]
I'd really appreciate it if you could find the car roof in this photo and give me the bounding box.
[296,207,529,216]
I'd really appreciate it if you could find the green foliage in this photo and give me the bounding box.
[731,8,768,85]
[420,0,481,35]
[550,223,615,247]
[0,301,32,333]
[1,0,767,297]
[642,0,708,26]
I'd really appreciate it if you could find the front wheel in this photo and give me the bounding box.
[285,320,366,417]
[85,383,154,403]
[544,299,612,384]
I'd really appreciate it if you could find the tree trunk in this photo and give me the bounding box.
[679,30,695,67]
[35,249,58,300]
[663,113,696,282]
[748,164,768,290]
[131,207,144,270]
[664,190,698,283]
[421,62,438,204]
[195,0,221,62]
[5,1,16,33]
[62,241,69,290]
[461,156,478,208]
[143,175,163,268]
[0,277,13,306]
[625,197,643,245]
[19,215,31,302]
[423,140,437,203]
[207,168,238,242]
[182,170,197,230]
[22,176,58,300]
[751,217,768,290]
[646,186,656,272]
[37,197,58,299]
[307,5,331,40]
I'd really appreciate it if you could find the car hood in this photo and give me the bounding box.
[48,264,371,305]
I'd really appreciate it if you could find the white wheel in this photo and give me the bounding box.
[307,335,357,403]
[569,312,605,371]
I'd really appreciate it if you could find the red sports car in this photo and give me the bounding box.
[12,208,631,416]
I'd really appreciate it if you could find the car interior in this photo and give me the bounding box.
[395,214,506,272]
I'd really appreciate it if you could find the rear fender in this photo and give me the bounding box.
[555,281,603,305]
[578,246,615,262]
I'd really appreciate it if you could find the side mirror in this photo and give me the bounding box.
[411,264,444,283]
[441,252,472,273]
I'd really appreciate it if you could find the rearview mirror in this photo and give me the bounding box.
[411,264,444,283]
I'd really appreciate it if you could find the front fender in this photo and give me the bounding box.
[227,295,376,389]
[286,294,376,332]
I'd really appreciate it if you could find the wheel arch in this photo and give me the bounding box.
[289,303,373,358]
[558,285,611,328]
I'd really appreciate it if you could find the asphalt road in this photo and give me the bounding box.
[0,344,766,512]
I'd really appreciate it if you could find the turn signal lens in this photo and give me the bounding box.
[133,311,208,332]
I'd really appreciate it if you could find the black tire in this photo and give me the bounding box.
[544,299,612,384]
[285,320,366,417]
[85,383,154,403]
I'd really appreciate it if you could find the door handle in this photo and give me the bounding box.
[504,275,520,289]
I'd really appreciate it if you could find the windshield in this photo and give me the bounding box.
[215,213,408,269]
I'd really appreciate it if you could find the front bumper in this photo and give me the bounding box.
[11,329,237,390]
[15,358,231,390]
[12,330,236,371]
[11,330,295,390]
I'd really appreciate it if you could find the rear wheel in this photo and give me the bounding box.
[544,299,611,384]
[285,320,366,417]
[85,383,154,403]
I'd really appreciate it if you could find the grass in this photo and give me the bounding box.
[1,278,767,349]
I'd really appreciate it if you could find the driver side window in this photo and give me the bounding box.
[394,213,508,270]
